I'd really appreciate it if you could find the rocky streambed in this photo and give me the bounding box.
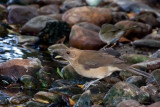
[1,0,160,107]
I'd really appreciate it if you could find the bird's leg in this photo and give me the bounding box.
[83,78,103,91]
[101,43,117,51]
[101,44,109,50]
[110,43,117,48]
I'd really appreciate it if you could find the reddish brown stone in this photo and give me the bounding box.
[69,25,105,50]
[0,58,41,80]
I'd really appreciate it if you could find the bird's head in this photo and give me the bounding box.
[52,48,80,63]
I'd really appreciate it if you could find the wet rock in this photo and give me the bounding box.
[34,91,62,104]
[9,92,30,104]
[69,24,105,50]
[86,0,102,6]
[8,5,38,25]
[0,0,8,4]
[51,79,73,88]
[144,33,160,40]
[134,11,160,28]
[61,65,92,84]
[111,12,129,24]
[7,0,28,5]
[117,99,141,107]
[62,6,112,26]
[49,86,83,96]
[90,93,105,105]
[0,58,42,81]
[89,79,115,92]
[28,4,40,9]
[38,4,60,15]
[140,84,157,96]
[36,0,62,5]
[37,66,59,88]
[20,75,36,89]
[18,35,38,45]
[72,94,81,102]
[113,0,158,14]
[0,91,10,105]
[132,39,160,48]
[76,22,100,33]
[152,49,160,58]
[120,70,135,80]
[48,14,62,21]
[151,69,160,85]
[73,90,90,107]
[21,15,57,34]
[7,4,20,11]
[126,76,145,87]
[0,4,7,21]
[132,59,160,71]
[61,0,84,12]
[25,100,47,107]
[103,82,149,106]
[148,102,160,107]
[92,104,103,107]
[0,75,15,86]
[115,20,152,40]
[105,2,123,12]
[88,82,113,105]
[24,0,36,4]
[38,21,71,45]
[120,54,150,64]
[0,22,12,37]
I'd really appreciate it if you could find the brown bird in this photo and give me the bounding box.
[52,48,152,90]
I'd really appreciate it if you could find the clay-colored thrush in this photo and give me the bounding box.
[52,48,152,90]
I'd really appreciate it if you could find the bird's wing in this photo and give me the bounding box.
[78,51,123,70]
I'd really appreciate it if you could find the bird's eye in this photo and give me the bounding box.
[66,51,70,54]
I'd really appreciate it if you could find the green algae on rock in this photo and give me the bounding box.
[103,82,149,106]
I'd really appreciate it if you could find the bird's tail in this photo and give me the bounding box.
[127,67,152,78]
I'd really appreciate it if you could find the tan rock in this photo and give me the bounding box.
[62,6,112,26]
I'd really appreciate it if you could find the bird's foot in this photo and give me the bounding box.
[83,78,103,91]
[83,81,98,91]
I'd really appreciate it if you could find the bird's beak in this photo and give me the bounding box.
[52,49,69,64]
[55,55,63,59]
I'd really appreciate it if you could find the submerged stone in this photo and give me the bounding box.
[25,100,47,107]
[9,92,30,104]
[20,75,36,89]
[126,76,146,87]
[49,86,83,96]
[73,90,91,107]
[0,91,10,105]
[34,91,62,104]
